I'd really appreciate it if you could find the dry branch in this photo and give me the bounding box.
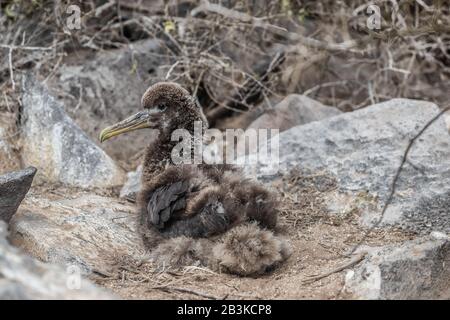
[206,50,285,125]
[151,285,223,300]
[302,252,367,285]
[191,0,360,52]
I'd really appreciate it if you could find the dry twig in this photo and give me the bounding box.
[302,252,367,285]
[191,0,361,52]
[151,286,223,300]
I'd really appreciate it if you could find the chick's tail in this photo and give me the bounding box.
[149,222,291,276]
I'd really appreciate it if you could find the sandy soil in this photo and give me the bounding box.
[94,219,413,300]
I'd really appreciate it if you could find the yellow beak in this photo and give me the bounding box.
[99,110,152,143]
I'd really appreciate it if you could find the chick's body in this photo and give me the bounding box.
[101,82,290,276]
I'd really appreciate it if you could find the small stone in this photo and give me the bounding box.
[119,165,142,201]
[430,231,448,240]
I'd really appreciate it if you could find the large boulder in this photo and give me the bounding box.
[20,75,125,189]
[9,191,143,275]
[0,221,115,299]
[248,94,341,132]
[249,99,450,234]
[344,232,450,299]
[49,39,164,165]
[0,167,36,223]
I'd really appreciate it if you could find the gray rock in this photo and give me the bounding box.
[235,95,341,156]
[444,112,450,133]
[345,233,450,299]
[0,167,36,223]
[21,75,125,188]
[0,113,20,174]
[248,94,341,132]
[49,39,164,163]
[0,221,116,299]
[248,99,450,234]
[119,165,142,201]
[9,192,143,275]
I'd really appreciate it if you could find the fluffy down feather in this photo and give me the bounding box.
[148,223,291,276]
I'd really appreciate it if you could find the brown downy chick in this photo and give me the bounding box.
[100,82,290,276]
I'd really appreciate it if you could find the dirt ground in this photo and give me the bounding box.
[87,170,414,300]
[95,227,413,300]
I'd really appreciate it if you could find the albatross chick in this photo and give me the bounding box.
[100,82,290,276]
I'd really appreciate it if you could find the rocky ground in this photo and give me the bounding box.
[1,43,449,300]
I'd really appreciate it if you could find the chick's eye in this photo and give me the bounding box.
[157,104,167,111]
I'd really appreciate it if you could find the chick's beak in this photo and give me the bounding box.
[99,110,152,143]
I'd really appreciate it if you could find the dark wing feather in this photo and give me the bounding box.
[147,180,190,229]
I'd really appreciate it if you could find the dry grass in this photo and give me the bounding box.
[276,168,338,229]
[1,0,448,126]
